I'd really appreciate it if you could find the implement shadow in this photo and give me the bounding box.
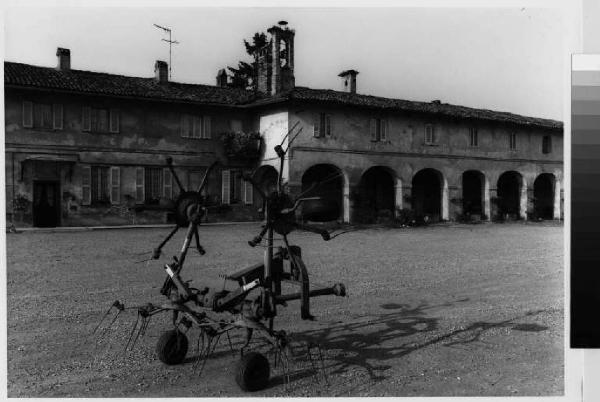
[272,300,553,393]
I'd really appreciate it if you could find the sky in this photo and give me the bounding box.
[4,6,565,120]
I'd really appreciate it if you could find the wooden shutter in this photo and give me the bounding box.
[135,167,145,203]
[244,179,253,205]
[370,118,377,141]
[325,114,332,136]
[82,166,91,205]
[82,106,91,132]
[110,167,120,204]
[193,116,201,138]
[221,170,231,204]
[22,101,33,128]
[109,108,120,133]
[203,115,211,139]
[163,168,173,199]
[52,104,63,130]
[313,113,321,138]
[380,119,388,141]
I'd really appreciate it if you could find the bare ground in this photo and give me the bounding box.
[6,222,563,397]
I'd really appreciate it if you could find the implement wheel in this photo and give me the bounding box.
[156,329,188,365]
[235,352,270,391]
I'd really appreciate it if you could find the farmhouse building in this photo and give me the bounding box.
[4,22,563,227]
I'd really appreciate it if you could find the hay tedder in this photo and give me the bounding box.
[94,127,347,391]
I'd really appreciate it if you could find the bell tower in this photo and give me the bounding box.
[255,21,295,95]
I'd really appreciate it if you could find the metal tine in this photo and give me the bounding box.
[315,343,329,386]
[226,331,235,353]
[129,315,148,351]
[123,314,141,354]
[196,334,221,377]
[94,309,123,349]
[305,342,322,385]
[93,304,117,335]
[193,334,212,371]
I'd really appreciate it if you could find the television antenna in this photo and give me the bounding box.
[153,24,179,80]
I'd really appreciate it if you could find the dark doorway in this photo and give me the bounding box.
[497,171,522,219]
[462,170,485,217]
[301,164,343,221]
[412,168,442,220]
[533,173,555,220]
[357,167,395,223]
[33,181,60,227]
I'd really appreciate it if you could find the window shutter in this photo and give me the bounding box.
[82,166,91,205]
[380,119,388,141]
[370,118,377,141]
[244,179,253,205]
[203,115,211,139]
[110,167,121,204]
[135,167,145,203]
[82,106,91,132]
[221,170,231,204]
[109,108,120,133]
[23,101,33,128]
[191,116,201,138]
[52,104,63,130]
[313,114,321,138]
[325,114,332,136]
[163,168,173,199]
[180,115,188,138]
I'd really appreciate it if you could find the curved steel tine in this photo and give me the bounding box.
[123,314,141,353]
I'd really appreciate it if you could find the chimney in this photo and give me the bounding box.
[216,69,228,87]
[338,70,359,94]
[56,48,71,71]
[154,60,168,83]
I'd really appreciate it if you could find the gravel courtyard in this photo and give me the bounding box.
[6,222,564,397]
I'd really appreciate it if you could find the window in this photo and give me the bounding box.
[370,118,388,142]
[542,135,552,154]
[181,114,211,139]
[110,167,120,204]
[425,124,436,145]
[144,167,163,204]
[230,119,243,133]
[135,167,145,203]
[163,168,173,199]
[313,113,332,138]
[22,101,63,130]
[221,169,252,205]
[509,132,517,150]
[469,128,478,147]
[136,167,172,204]
[82,107,119,133]
[90,166,110,205]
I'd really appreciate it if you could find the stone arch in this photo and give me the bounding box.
[355,166,396,223]
[462,170,489,220]
[301,164,345,222]
[412,168,448,221]
[497,171,525,220]
[533,173,556,220]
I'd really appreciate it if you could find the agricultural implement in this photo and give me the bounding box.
[94,124,347,391]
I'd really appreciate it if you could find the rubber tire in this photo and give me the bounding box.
[156,329,188,365]
[235,352,270,391]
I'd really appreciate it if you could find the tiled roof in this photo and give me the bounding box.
[4,61,562,130]
[279,87,563,130]
[4,62,254,105]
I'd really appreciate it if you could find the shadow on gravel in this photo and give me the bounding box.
[281,302,554,391]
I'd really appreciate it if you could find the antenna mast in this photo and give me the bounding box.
[153,23,179,80]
